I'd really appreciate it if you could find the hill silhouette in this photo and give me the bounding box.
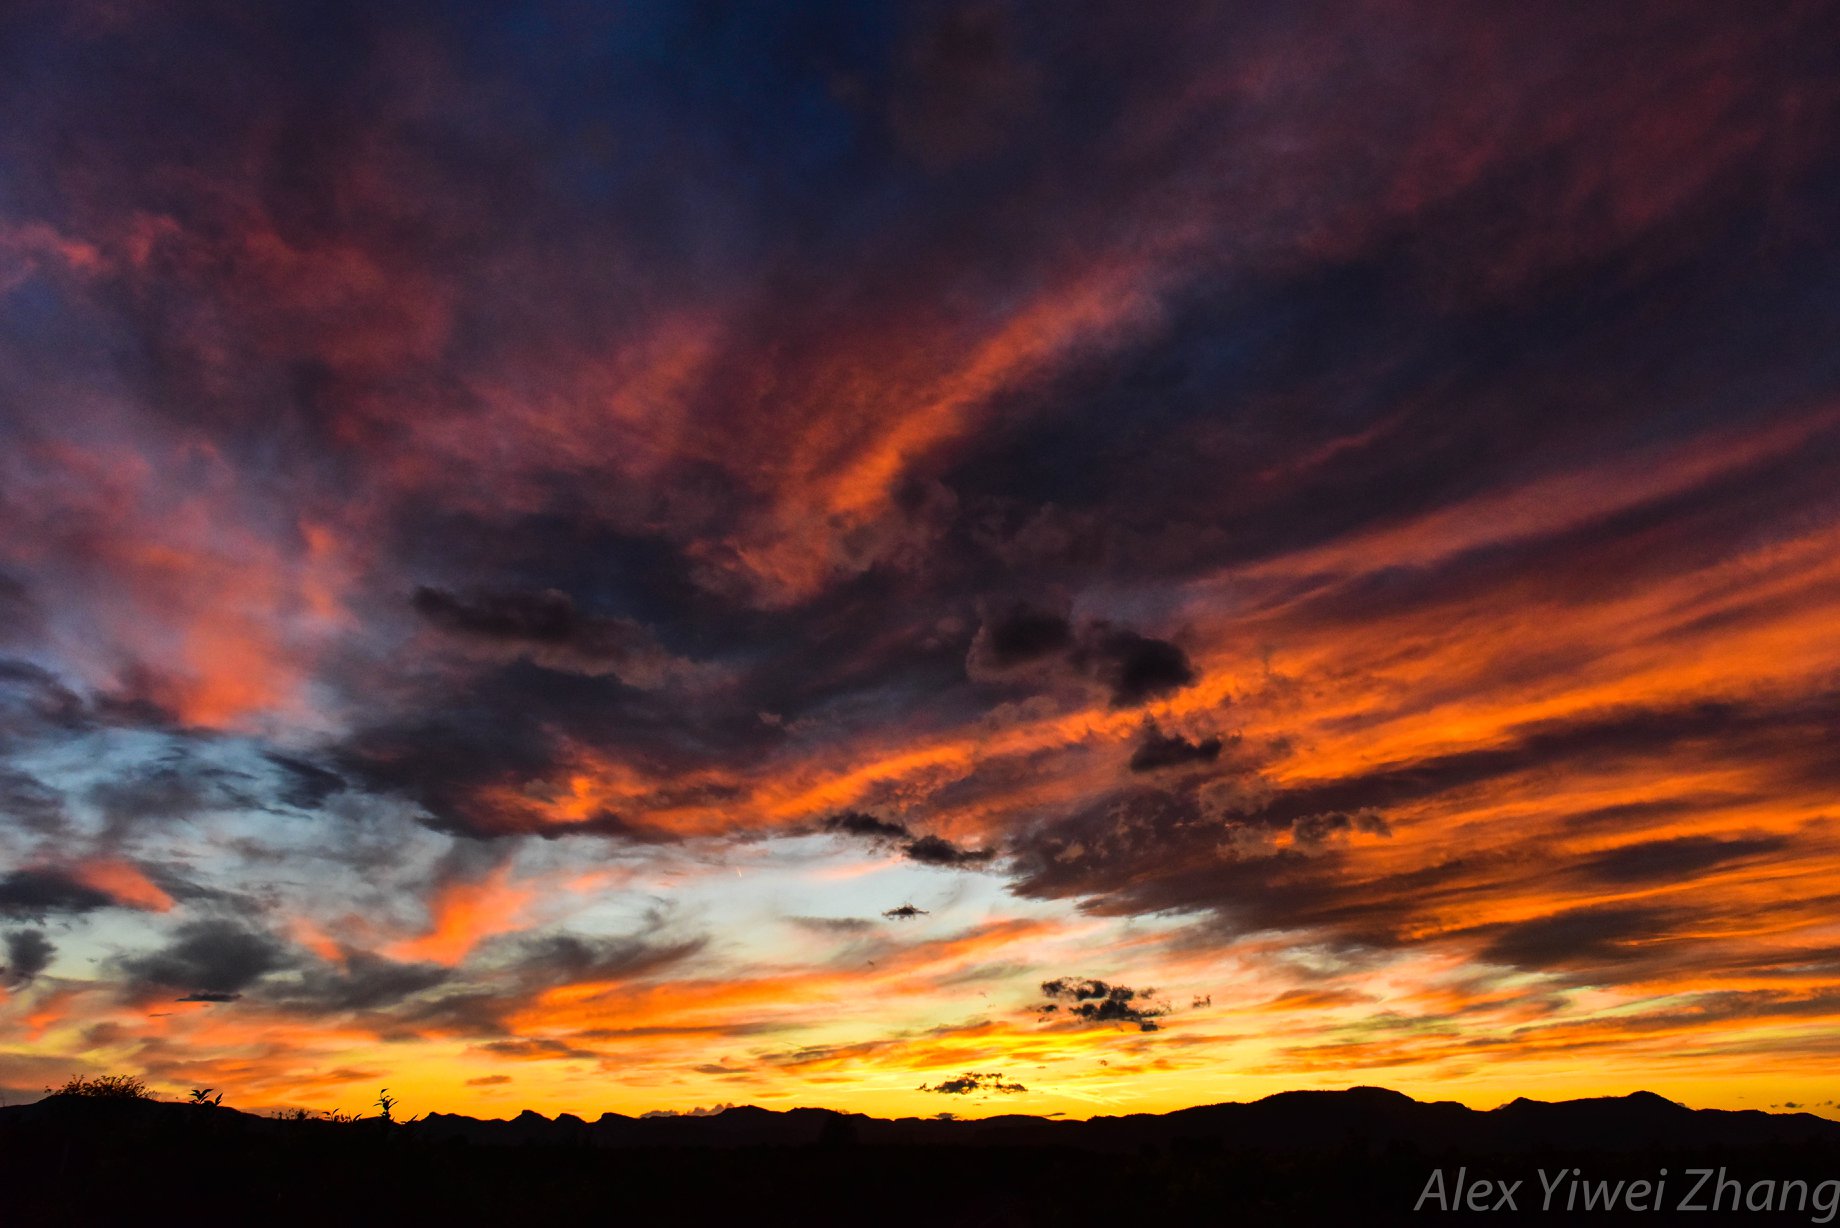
[4,1087,1835,1224]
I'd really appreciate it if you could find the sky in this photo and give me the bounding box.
[3,0,1840,1122]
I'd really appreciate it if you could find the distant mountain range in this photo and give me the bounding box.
[10,1085,1837,1151]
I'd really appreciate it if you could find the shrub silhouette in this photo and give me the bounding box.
[46,1074,152,1100]
[374,1088,398,1122]
[188,1088,223,1107]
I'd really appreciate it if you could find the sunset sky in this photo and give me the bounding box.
[3,1,1840,1122]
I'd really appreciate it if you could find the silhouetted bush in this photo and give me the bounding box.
[46,1074,153,1100]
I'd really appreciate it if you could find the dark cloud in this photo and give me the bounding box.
[902,834,995,867]
[0,868,116,919]
[918,1071,1027,1095]
[175,991,241,1003]
[1038,978,1168,1031]
[883,904,929,920]
[117,920,292,999]
[2,929,53,985]
[1128,728,1225,773]
[824,811,911,841]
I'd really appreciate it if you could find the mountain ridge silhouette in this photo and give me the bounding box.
[9,1084,1834,1152]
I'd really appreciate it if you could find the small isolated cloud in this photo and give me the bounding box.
[789,916,878,934]
[918,1071,1027,1095]
[2,929,54,985]
[1038,978,1169,1031]
[883,904,929,920]
[175,991,241,1003]
[824,812,994,868]
[465,1074,512,1086]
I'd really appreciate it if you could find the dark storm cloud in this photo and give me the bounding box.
[117,920,292,999]
[821,811,993,868]
[0,868,115,919]
[2,929,53,985]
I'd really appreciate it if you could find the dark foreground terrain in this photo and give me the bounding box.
[3,1087,1837,1226]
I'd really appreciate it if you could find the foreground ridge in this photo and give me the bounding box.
[6,1087,1836,1225]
